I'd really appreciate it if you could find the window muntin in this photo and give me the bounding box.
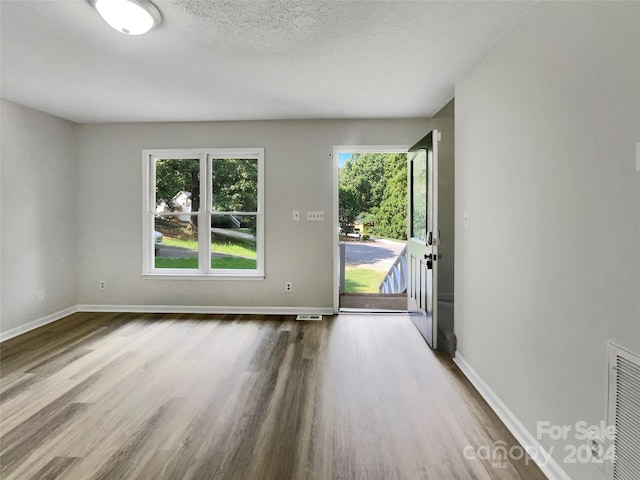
[143,149,264,279]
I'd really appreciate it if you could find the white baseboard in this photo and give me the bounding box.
[76,304,334,316]
[0,304,334,343]
[0,305,78,342]
[454,352,571,480]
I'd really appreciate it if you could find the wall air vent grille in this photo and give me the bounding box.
[296,314,322,321]
[608,343,640,480]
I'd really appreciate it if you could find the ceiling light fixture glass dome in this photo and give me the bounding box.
[89,0,161,36]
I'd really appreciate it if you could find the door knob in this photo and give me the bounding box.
[424,253,433,270]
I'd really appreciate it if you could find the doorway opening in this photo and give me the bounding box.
[333,145,409,312]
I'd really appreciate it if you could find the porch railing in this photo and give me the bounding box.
[378,245,408,294]
[339,242,346,294]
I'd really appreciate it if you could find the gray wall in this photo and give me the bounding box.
[455,2,640,479]
[75,118,442,310]
[0,100,78,333]
[0,100,455,335]
[434,99,455,299]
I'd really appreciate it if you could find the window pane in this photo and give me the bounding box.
[211,215,257,269]
[155,158,200,214]
[411,150,427,241]
[154,216,199,269]
[211,158,258,212]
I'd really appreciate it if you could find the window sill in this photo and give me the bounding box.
[141,272,265,281]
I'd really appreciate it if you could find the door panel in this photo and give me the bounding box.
[407,131,439,349]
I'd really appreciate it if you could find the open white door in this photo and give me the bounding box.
[407,131,439,348]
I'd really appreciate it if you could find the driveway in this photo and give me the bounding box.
[157,245,196,259]
[343,239,405,271]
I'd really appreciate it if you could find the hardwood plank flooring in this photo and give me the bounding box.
[0,313,547,479]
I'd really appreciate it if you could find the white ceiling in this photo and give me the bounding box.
[0,0,533,123]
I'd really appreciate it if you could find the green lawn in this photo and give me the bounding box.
[155,257,257,269]
[157,232,256,270]
[162,236,198,250]
[162,236,256,259]
[212,240,256,259]
[344,267,385,293]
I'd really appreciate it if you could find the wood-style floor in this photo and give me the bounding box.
[0,312,546,480]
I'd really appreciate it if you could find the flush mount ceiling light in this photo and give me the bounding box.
[89,0,161,36]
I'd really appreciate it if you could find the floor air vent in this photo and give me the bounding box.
[296,314,322,321]
[607,343,640,480]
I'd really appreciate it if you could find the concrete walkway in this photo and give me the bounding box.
[343,238,405,271]
[211,228,256,242]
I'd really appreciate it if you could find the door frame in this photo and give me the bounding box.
[332,144,410,313]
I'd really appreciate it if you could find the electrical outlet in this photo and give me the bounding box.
[99,280,106,290]
[587,429,605,461]
[307,210,325,221]
[292,210,300,221]
[285,282,292,292]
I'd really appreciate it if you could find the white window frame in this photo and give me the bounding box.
[142,148,264,280]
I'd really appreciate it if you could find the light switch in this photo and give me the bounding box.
[463,211,470,228]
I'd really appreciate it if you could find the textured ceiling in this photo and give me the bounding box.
[0,0,534,123]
